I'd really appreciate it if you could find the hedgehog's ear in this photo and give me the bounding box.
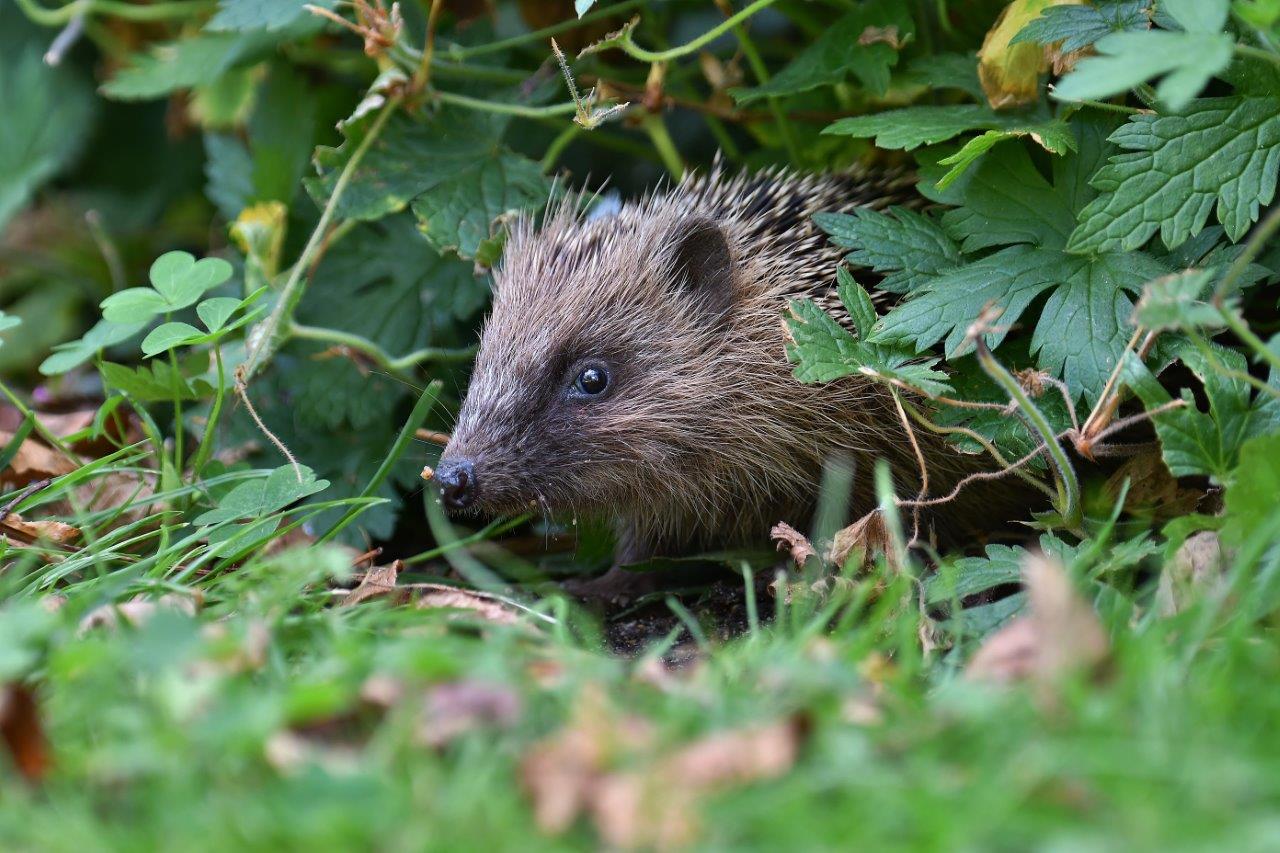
[667,218,734,322]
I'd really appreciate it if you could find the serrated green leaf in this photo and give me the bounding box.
[208,0,334,31]
[1011,0,1151,52]
[732,0,912,103]
[1121,341,1279,479]
[1052,30,1234,110]
[1068,98,1280,253]
[824,104,1072,153]
[815,207,963,293]
[934,126,1076,189]
[193,465,329,525]
[197,297,241,333]
[101,32,277,100]
[0,48,95,234]
[142,322,206,356]
[1132,268,1223,331]
[836,268,877,339]
[900,53,985,101]
[1223,433,1280,549]
[306,108,551,260]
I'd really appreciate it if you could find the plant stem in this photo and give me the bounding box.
[447,0,647,59]
[15,0,213,25]
[411,0,445,94]
[722,1,800,162]
[433,89,579,118]
[1234,43,1280,67]
[191,345,226,477]
[541,123,582,172]
[241,92,404,381]
[286,322,475,382]
[318,381,442,544]
[976,339,1081,528]
[600,0,780,63]
[1213,204,1280,302]
[641,113,684,179]
[0,380,78,464]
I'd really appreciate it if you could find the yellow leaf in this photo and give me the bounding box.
[978,0,1083,109]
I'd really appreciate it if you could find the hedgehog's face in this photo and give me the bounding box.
[436,213,739,522]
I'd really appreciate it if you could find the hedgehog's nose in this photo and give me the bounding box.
[437,458,477,510]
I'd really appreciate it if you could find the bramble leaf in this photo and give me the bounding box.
[732,0,912,103]
[824,104,1073,155]
[814,207,962,293]
[1067,98,1280,253]
[1051,30,1234,110]
[1011,0,1151,53]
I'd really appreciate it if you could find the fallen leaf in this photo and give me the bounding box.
[78,592,201,634]
[966,552,1108,688]
[0,431,77,488]
[827,510,897,571]
[1104,450,1204,522]
[417,680,522,747]
[415,588,521,626]
[0,684,50,782]
[771,522,815,567]
[977,0,1083,109]
[1,512,80,546]
[340,560,403,606]
[1156,531,1225,616]
[859,24,905,49]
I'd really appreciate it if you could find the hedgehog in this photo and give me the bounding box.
[434,164,1021,597]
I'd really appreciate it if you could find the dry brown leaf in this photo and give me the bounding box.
[414,588,521,626]
[977,0,1083,109]
[828,509,896,571]
[0,431,77,488]
[340,560,403,606]
[0,684,50,782]
[966,553,1108,687]
[1156,531,1225,616]
[417,680,522,747]
[1,512,80,546]
[1104,450,1204,522]
[859,24,905,49]
[78,592,201,634]
[771,521,816,567]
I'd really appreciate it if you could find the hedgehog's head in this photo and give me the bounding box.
[436,206,746,528]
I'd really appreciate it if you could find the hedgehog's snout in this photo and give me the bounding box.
[436,457,477,510]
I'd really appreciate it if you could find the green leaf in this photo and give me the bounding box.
[900,53,985,101]
[208,0,334,31]
[732,0,912,103]
[815,207,962,294]
[1051,30,1234,110]
[837,268,877,339]
[193,465,329,525]
[1164,0,1229,32]
[934,125,1077,189]
[1068,98,1280,253]
[824,104,1073,153]
[100,289,170,324]
[204,133,255,220]
[247,63,317,204]
[39,319,147,376]
[1223,433,1280,549]
[102,33,274,100]
[1011,0,1151,52]
[306,108,551,259]
[141,322,206,356]
[0,311,20,345]
[0,48,95,234]
[99,361,211,403]
[1121,341,1279,479]
[150,251,234,305]
[197,297,241,333]
[1132,268,1224,331]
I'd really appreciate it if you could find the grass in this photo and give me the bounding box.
[2,449,1279,850]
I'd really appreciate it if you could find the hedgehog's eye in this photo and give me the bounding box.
[571,365,610,397]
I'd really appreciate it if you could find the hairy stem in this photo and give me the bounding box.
[594,0,780,63]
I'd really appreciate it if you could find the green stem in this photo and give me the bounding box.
[641,113,684,179]
[726,4,800,163]
[1213,203,1280,302]
[434,89,579,118]
[1234,43,1280,68]
[318,381,442,544]
[191,345,226,477]
[541,123,582,172]
[242,93,404,381]
[447,0,647,59]
[1062,97,1142,115]
[15,0,212,25]
[0,379,78,464]
[976,339,1081,528]
[1218,307,1280,374]
[402,513,533,566]
[168,347,184,471]
[600,0,780,63]
[286,321,475,382]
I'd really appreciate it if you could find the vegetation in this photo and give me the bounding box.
[2,0,1280,847]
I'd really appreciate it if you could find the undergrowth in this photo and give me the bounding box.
[2,0,1280,848]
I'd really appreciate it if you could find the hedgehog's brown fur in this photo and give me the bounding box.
[442,163,1009,573]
